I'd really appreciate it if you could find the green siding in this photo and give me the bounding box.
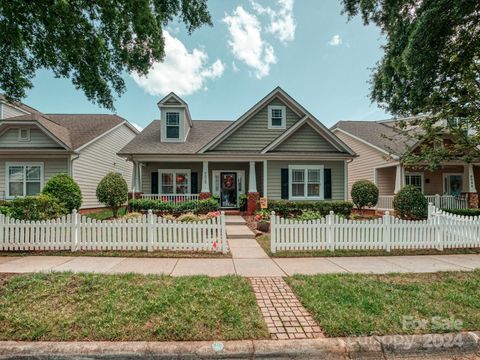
[273,124,338,152]
[0,126,62,148]
[266,160,345,200]
[211,98,301,152]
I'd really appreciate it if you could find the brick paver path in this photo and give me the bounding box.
[250,277,324,340]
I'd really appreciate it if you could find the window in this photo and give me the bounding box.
[268,105,286,129]
[405,173,423,193]
[6,163,43,198]
[18,128,30,142]
[165,112,180,139]
[289,165,324,200]
[159,170,190,194]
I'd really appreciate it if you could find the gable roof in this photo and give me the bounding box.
[157,92,193,127]
[199,87,355,155]
[118,120,233,155]
[332,120,419,157]
[0,95,42,115]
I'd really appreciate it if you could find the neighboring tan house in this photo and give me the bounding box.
[118,87,356,213]
[0,95,139,210]
[331,119,480,210]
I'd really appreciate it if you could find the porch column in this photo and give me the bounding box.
[465,164,479,208]
[199,161,211,199]
[263,160,268,197]
[247,161,259,214]
[467,164,477,193]
[394,164,404,193]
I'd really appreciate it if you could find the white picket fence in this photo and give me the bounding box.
[270,204,480,253]
[0,210,227,253]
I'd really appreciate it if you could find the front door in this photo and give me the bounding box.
[444,174,463,196]
[220,172,237,208]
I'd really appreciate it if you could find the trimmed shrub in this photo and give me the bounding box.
[42,173,82,213]
[96,172,128,218]
[267,200,353,218]
[442,208,480,217]
[351,180,378,210]
[393,185,428,220]
[128,198,220,215]
[8,194,66,221]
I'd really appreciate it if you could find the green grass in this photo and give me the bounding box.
[0,273,268,341]
[257,235,480,257]
[286,271,480,337]
[84,207,127,220]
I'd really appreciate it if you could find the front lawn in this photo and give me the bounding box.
[257,235,480,257]
[0,273,268,341]
[287,271,480,337]
[84,207,127,220]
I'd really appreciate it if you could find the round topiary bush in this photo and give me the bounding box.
[96,172,128,217]
[351,180,379,210]
[393,185,428,220]
[42,173,82,213]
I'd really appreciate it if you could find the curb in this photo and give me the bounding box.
[0,332,478,359]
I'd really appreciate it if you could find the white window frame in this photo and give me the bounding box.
[268,105,286,129]
[288,165,324,200]
[158,169,191,195]
[165,112,180,140]
[5,162,44,199]
[443,173,464,195]
[211,170,246,196]
[404,172,424,193]
[18,128,31,142]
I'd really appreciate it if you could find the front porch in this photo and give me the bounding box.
[374,163,480,210]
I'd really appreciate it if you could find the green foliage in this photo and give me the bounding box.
[351,180,379,210]
[8,195,66,221]
[442,208,480,217]
[267,200,353,218]
[96,172,128,217]
[0,1,212,110]
[342,0,480,169]
[393,185,428,220]
[239,194,247,208]
[128,198,219,215]
[42,174,82,213]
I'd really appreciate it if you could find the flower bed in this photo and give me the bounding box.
[128,198,219,216]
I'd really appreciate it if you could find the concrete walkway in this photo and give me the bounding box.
[0,253,480,277]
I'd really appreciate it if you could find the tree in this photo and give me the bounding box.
[96,172,128,217]
[351,180,379,211]
[42,173,82,213]
[341,0,480,170]
[0,0,211,109]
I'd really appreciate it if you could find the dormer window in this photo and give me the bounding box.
[268,105,286,129]
[166,112,180,139]
[18,128,30,142]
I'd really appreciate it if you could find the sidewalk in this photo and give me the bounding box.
[0,216,479,276]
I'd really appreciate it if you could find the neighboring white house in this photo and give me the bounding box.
[0,95,139,210]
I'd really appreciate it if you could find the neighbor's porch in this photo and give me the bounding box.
[374,163,480,210]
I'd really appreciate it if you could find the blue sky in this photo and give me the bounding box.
[22,0,389,130]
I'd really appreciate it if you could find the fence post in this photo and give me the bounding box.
[383,211,391,252]
[147,209,154,252]
[436,210,444,251]
[71,209,79,252]
[435,194,441,209]
[328,210,334,252]
[270,211,276,254]
[220,211,227,254]
[427,202,435,219]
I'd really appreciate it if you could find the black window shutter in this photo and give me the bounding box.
[324,169,332,199]
[281,168,289,199]
[151,172,158,194]
[191,172,198,194]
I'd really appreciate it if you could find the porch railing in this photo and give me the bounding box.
[140,194,200,204]
[376,194,468,210]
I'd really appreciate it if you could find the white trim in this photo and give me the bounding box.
[0,100,30,116]
[211,170,246,196]
[17,128,31,142]
[288,165,324,200]
[442,173,464,195]
[157,92,193,127]
[263,160,268,197]
[261,116,308,153]
[126,153,356,162]
[344,160,348,200]
[0,121,72,150]
[161,109,185,143]
[268,105,286,129]
[332,127,400,159]
[5,162,44,199]
[158,169,191,195]
[404,172,424,193]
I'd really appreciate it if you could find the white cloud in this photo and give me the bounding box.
[251,0,296,43]
[232,61,240,72]
[131,31,224,96]
[131,122,144,132]
[223,6,277,79]
[328,34,343,46]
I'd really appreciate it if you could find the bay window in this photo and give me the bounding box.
[289,165,324,200]
[6,162,43,198]
[159,169,190,194]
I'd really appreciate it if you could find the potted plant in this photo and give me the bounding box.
[255,210,270,232]
[239,193,247,212]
